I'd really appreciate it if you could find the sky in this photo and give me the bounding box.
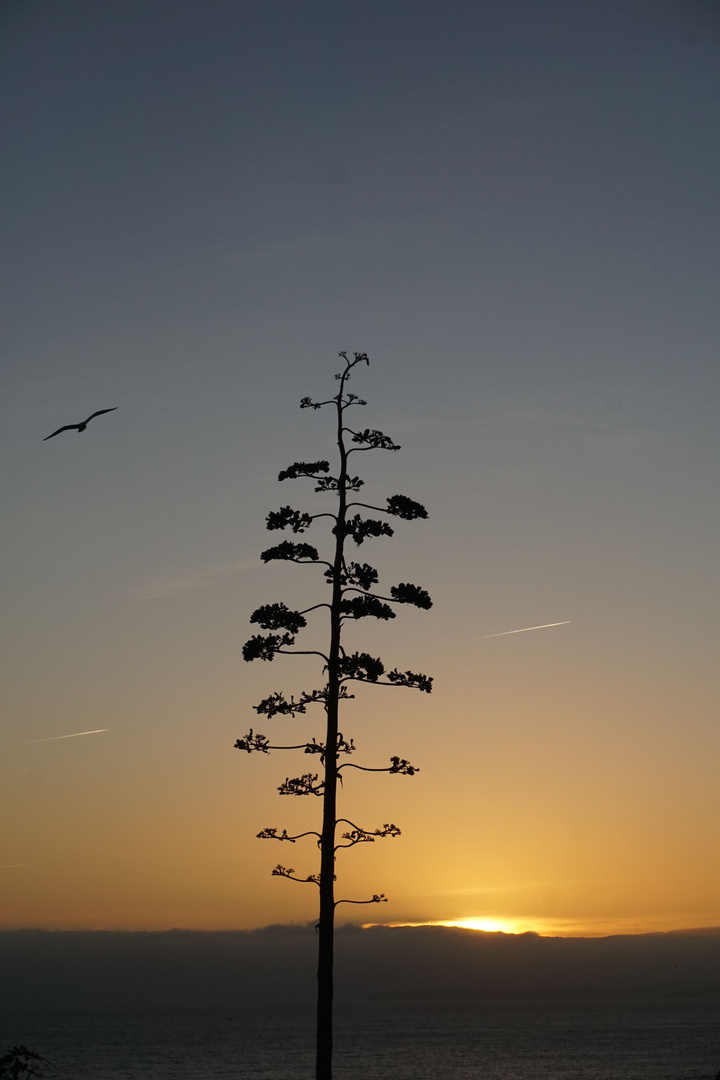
[1,0,719,936]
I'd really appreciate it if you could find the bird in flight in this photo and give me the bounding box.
[43,408,118,441]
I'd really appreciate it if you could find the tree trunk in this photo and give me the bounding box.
[315,386,349,1080]
[315,744,337,1080]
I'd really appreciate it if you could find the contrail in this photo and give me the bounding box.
[484,621,571,638]
[1,863,29,870]
[20,729,109,745]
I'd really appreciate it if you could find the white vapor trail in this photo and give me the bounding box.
[484,621,571,638]
[21,729,109,745]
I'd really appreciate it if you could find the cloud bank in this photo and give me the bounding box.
[2,925,720,1010]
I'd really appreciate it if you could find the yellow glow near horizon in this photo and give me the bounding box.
[365,917,528,934]
[429,917,516,933]
[362,914,720,939]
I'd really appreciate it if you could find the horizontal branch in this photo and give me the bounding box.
[343,427,401,452]
[335,894,387,907]
[253,688,329,718]
[272,864,320,886]
[260,540,333,568]
[257,828,321,844]
[277,648,331,664]
[339,756,419,776]
[337,652,432,692]
[347,494,427,521]
[234,731,332,757]
[385,669,433,693]
[335,820,401,850]
[339,674,433,693]
[244,637,331,668]
[341,582,433,611]
[277,460,330,482]
[316,474,363,493]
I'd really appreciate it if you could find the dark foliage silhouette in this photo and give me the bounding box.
[236,352,432,1080]
[0,1047,53,1079]
[42,408,117,440]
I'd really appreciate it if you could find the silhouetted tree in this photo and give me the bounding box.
[236,352,432,1080]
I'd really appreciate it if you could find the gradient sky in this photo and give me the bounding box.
[1,0,719,935]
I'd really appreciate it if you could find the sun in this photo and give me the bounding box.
[428,917,516,933]
[366,916,526,934]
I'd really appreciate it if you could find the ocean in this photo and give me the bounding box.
[1,998,719,1080]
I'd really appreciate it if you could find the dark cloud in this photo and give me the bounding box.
[2,925,720,1011]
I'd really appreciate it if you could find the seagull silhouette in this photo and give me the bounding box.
[43,408,118,441]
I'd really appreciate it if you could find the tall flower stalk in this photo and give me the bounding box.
[236,352,432,1079]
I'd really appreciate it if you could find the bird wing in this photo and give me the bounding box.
[84,408,118,423]
[43,425,79,440]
